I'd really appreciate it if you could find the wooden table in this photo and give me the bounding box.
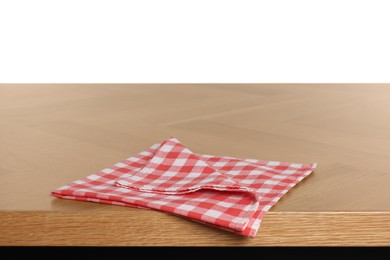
[1,84,390,246]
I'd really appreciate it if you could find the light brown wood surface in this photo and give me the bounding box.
[1,84,390,246]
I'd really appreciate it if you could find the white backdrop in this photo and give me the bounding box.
[0,0,389,83]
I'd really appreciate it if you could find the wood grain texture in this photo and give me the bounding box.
[1,211,390,246]
[1,84,390,245]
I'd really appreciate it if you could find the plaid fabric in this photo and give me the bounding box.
[52,137,316,237]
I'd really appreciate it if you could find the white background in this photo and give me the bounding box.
[0,0,389,83]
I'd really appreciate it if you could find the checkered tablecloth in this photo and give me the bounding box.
[52,137,316,237]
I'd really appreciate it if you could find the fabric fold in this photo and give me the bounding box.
[115,138,257,197]
[52,137,316,237]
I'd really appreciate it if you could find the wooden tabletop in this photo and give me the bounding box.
[1,84,390,246]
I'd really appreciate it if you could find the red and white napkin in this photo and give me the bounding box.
[52,137,316,237]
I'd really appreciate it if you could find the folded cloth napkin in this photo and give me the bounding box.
[52,137,316,237]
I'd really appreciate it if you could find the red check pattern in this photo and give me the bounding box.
[52,137,316,237]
